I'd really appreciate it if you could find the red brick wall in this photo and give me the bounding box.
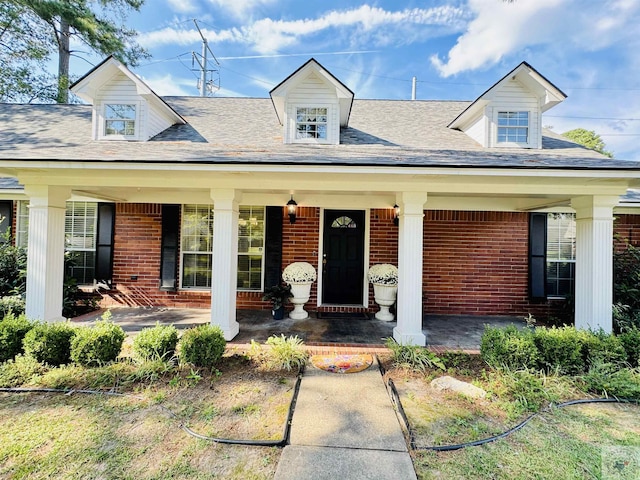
[615,214,640,250]
[367,208,398,311]
[105,203,210,308]
[103,205,640,320]
[282,207,320,310]
[423,211,531,316]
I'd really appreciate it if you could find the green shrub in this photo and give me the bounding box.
[534,326,584,374]
[480,324,538,370]
[179,324,226,368]
[0,231,26,297]
[385,337,445,372]
[70,320,126,367]
[0,354,47,387]
[0,313,34,363]
[0,295,25,318]
[582,363,640,400]
[618,328,640,367]
[613,240,640,331]
[579,330,627,368]
[133,323,178,361]
[22,322,77,366]
[250,335,307,371]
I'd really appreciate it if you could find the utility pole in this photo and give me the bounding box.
[192,19,220,97]
[411,76,417,100]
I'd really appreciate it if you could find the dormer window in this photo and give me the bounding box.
[497,111,529,144]
[296,107,328,141]
[104,103,137,137]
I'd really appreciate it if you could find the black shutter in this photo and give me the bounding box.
[160,204,180,291]
[0,201,12,241]
[263,206,283,289]
[95,203,115,287]
[529,212,547,300]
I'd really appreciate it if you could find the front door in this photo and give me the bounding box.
[322,209,365,304]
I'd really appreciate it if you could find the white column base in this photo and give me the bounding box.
[393,326,426,346]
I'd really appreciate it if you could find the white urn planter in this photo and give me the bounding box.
[282,262,317,321]
[367,263,399,322]
[373,283,397,321]
[288,282,313,320]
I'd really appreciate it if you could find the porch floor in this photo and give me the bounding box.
[73,307,524,353]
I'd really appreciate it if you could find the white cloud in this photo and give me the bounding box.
[205,0,277,18]
[139,5,469,52]
[431,0,640,77]
[142,74,197,96]
[166,0,199,14]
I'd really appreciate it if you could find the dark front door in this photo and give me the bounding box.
[322,210,365,304]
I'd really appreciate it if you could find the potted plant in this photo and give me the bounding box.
[262,283,291,320]
[282,262,317,320]
[367,264,398,321]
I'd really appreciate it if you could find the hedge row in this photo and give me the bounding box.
[0,315,226,368]
[481,324,640,374]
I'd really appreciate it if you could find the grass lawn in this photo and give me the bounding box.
[386,354,640,480]
[0,355,297,480]
[1,346,639,479]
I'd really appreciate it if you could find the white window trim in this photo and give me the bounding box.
[237,206,266,293]
[179,204,214,291]
[493,110,532,148]
[289,104,332,145]
[178,204,266,292]
[98,101,141,141]
[546,212,576,299]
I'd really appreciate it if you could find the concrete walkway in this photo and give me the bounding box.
[273,359,417,480]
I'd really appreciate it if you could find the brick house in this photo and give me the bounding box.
[0,56,639,346]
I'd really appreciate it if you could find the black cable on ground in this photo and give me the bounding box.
[376,366,640,452]
[0,366,304,448]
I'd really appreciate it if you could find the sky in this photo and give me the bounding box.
[72,0,640,160]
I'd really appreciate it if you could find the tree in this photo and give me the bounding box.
[0,2,57,103]
[8,0,148,104]
[562,128,613,158]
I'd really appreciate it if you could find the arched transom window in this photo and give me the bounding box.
[331,216,357,229]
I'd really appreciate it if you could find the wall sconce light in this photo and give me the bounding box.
[393,204,400,226]
[287,196,298,224]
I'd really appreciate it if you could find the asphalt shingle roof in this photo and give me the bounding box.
[1,97,639,170]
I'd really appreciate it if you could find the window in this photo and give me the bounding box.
[180,205,266,291]
[497,111,529,144]
[331,216,356,229]
[65,202,98,285]
[104,104,136,136]
[296,107,327,140]
[181,204,214,289]
[546,213,576,297]
[17,201,98,285]
[237,206,265,291]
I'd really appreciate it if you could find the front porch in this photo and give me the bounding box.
[73,307,524,353]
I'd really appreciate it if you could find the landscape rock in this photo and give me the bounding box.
[430,376,487,399]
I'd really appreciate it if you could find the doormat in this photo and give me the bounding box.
[311,354,373,374]
[316,312,370,320]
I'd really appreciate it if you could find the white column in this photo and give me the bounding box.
[210,189,241,340]
[571,195,618,333]
[394,191,428,346]
[25,185,70,322]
